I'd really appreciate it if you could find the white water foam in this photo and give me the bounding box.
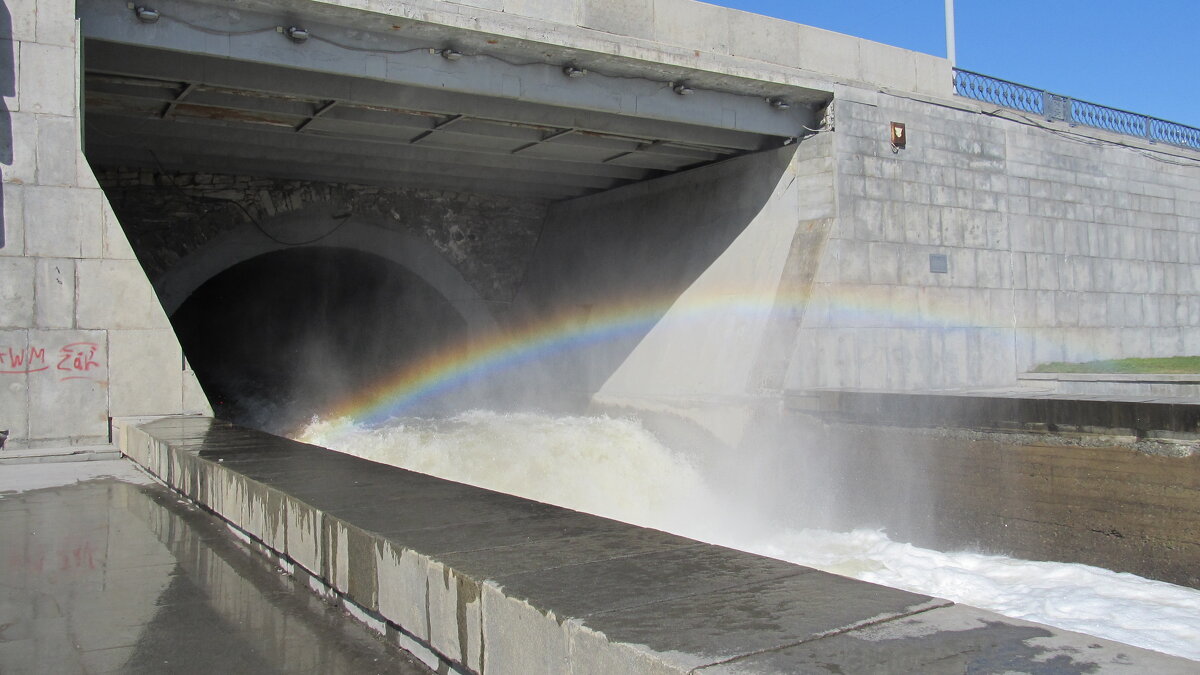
[298,411,1200,661]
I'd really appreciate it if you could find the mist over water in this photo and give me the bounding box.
[173,247,469,434]
[299,410,1200,662]
[300,411,734,537]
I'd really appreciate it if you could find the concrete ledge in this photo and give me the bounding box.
[0,445,122,464]
[1021,373,1200,384]
[119,417,1197,673]
[792,389,1200,439]
[1020,373,1200,399]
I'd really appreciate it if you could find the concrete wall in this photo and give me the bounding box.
[347,0,952,99]
[514,81,1200,443]
[0,0,207,449]
[7,0,1199,448]
[510,86,1200,456]
[513,138,832,444]
[785,89,1200,392]
[516,142,816,405]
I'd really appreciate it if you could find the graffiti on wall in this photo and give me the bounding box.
[0,342,103,381]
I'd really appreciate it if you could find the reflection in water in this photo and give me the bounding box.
[0,474,427,674]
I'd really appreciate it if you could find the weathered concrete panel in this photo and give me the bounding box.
[26,329,108,443]
[0,330,30,442]
[17,42,75,115]
[0,185,26,257]
[480,583,571,675]
[33,257,74,328]
[4,113,37,186]
[700,603,1198,675]
[3,0,37,43]
[108,328,183,416]
[579,0,655,40]
[100,199,136,260]
[425,561,482,671]
[0,256,35,327]
[23,185,103,258]
[34,115,78,187]
[76,259,171,330]
[375,539,434,644]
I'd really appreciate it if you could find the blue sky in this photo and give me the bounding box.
[710,1,1200,129]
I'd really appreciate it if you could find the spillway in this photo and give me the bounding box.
[298,410,1200,661]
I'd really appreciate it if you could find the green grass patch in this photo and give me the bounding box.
[1031,356,1200,374]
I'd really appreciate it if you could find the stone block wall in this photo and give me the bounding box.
[0,0,207,448]
[93,169,548,311]
[785,88,1200,391]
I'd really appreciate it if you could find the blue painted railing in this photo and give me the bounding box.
[953,69,1200,151]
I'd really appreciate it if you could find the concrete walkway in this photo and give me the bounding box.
[0,457,431,674]
[118,417,1198,673]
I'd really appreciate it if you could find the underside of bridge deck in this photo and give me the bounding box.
[79,0,830,201]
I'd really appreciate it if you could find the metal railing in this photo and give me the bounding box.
[953,69,1200,151]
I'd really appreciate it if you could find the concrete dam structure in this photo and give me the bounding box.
[2,0,1198,448]
[3,0,1200,672]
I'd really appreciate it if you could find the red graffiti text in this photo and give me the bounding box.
[0,346,48,374]
[57,343,101,380]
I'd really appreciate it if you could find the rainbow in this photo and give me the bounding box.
[321,283,1096,426]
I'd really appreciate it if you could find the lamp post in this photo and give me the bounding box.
[945,0,956,67]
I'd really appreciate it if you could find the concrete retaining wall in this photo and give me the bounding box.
[0,0,207,449]
[518,141,826,407]
[554,84,1200,428]
[118,416,1197,673]
[784,89,1200,392]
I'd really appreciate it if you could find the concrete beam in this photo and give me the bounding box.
[84,112,660,182]
[87,136,630,192]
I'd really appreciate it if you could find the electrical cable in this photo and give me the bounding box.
[158,13,277,37]
[306,34,432,56]
[132,7,783,104]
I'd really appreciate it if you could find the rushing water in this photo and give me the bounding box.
[298,410,1200,661]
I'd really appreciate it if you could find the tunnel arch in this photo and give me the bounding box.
[172,244,475,433]
[155,205,498,338]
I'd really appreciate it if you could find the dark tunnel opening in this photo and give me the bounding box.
[171,247,468,434]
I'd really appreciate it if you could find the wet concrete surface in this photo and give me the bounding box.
[0,459,432,675]
[116,417,1200,673]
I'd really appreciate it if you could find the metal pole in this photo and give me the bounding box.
[945,0,957,68]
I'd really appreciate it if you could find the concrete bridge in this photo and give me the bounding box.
[3,0,1200,672]
[4,0,1199,448]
